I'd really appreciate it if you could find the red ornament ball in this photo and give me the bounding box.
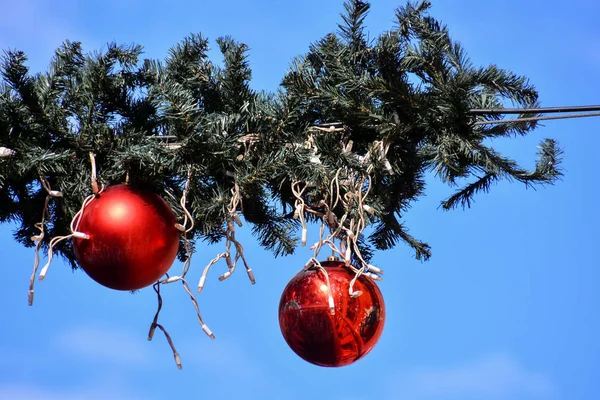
[278,259,385,367]
[72,184,180,291]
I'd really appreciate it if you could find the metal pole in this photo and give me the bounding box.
[468,105,600,115]
[472,111,600,126]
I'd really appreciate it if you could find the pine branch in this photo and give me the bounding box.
[216,36,253,112]
[251,218,299,257]
[441,172,498,210]
[0,1,566,268]
[369,212,431,261]
[338,0,370,51]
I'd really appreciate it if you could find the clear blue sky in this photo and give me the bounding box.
[1,1,599,399]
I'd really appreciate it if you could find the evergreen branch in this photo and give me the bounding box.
[0,1,565,267]
[472,65,538,106]
[216,36,253,111]
[369,212,431,260]
[441,172,499,210]
[395,1,433,40]
[396,223,431,261]
[251,218,298,257]
[471,141,562,186]
[1,50,31,93]
[338,0,370,51]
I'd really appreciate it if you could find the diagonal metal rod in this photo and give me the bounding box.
[468,105,600,115]
[472,111,600,126]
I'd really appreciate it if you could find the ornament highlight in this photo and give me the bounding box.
[278,259,385,367]
[72,184,180,290]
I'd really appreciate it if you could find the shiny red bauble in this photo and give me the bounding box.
[278,260,385,367]
[72,184,180,291]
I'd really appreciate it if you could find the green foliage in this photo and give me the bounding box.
[0,0,562,266]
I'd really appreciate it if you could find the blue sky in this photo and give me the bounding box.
[1,1,599,399]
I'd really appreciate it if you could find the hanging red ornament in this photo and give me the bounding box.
[278,259,385,367]
[72,184,180,291]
